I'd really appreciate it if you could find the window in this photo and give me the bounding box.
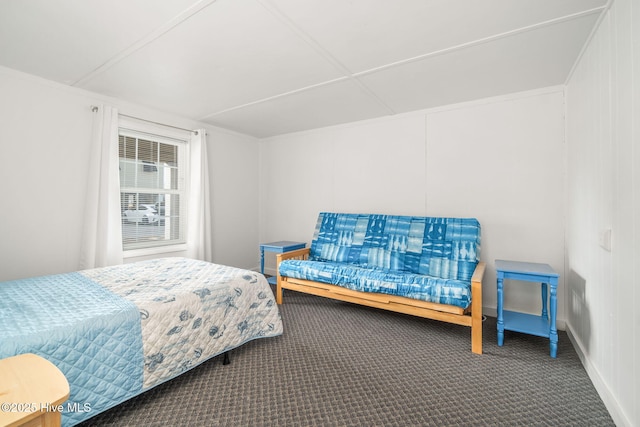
[119,127,187,251]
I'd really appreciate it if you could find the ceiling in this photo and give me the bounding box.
[0,0,608,138]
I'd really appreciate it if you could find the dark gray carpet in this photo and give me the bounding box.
[79,290,614,426]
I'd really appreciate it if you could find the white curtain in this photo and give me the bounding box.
[186,129,212,262]
[80,105,123,269]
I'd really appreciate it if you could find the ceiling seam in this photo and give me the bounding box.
[564,1,613,85]
[200,4,608,121]
[254,0,396,115]
[71,0,219,87]
[199,76,351,119]
[353,6,609,79]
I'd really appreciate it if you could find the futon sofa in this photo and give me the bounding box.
[276,212,485,354]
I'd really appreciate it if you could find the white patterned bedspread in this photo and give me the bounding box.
[82,257,283,389]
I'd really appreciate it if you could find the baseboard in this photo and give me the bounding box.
[565,323,631,427]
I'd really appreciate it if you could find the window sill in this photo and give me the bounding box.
[123,244,188,259]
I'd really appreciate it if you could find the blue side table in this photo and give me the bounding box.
[260,241,306,285]
[496,259,560,358]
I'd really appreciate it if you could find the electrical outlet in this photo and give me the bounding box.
[598,228,612,251]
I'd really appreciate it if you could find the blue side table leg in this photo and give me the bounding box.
[497,275,504,346]
[260,248,265,276]
[541,282,548,319]
[549,281,558,358]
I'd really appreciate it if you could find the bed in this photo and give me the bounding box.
[0,257,283,426]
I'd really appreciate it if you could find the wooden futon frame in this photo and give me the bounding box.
[276,248,486,354]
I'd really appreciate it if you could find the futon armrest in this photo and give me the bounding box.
[471,262,486,285]
[276,247,310,262]
[275,247,310,305]
[470,261,485,354]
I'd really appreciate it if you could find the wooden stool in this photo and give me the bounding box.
[0,353,70,427]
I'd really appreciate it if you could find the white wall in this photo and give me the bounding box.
[259,88,566,322]
[209,128,261,269]
[0,67,261,281]
[425,90,565,318]
[565,0,639,425]
[0,69,94,280]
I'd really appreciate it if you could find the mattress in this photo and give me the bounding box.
[0,257,283,426]
[309,213,481,282]
[278,259,472,309]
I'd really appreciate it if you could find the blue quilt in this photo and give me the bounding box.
[0,258,283,426]
[0,272,143,426]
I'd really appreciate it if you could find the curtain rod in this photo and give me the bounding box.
[91,106,198,135]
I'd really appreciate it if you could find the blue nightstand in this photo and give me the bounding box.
[260,241,306,285]
[496,259,559,357]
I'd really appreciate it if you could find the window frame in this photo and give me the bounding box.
[118,118,191,257]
